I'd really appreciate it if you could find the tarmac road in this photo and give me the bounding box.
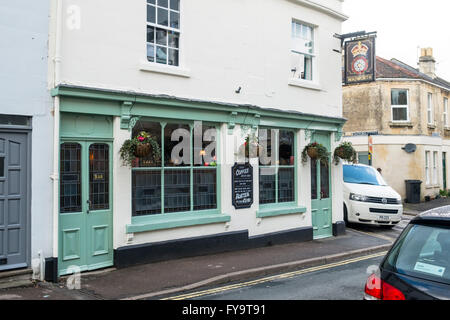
[164,254,385,300]
[161,215,412,301]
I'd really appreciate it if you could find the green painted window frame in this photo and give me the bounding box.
[257,128,305,218]
[128,119,227,233]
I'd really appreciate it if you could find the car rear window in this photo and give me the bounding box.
[343,165,387,186]
[382,223,450,285]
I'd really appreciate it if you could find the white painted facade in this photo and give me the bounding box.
[0,0,54,275]
[49,0,348,274]
[50,0,346,117]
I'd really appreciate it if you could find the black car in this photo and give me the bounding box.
[364,206,450,300]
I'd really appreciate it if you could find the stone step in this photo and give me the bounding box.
[0,269,33,290]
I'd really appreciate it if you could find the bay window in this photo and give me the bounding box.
[132,120,218,217]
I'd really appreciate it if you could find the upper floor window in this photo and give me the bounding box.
[444,98,449,127]
[146,0,180,66]
[427,93,433,125]
[291,20,315,81]
[391,89,409,122]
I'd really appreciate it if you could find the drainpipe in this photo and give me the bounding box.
[51,0,63,259]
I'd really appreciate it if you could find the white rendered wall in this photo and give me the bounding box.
[55,0,345,118]
[0,1,54,261]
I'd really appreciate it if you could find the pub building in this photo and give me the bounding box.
[46,0,349,279]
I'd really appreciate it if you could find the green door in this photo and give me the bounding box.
[443,152,447,190]
[58,141,113,276]
[311,133,332,239]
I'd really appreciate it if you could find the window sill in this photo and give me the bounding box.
[288,79,322,91]
[256,204,307,218]
[127,210,230,234]
[427,124,436,130]
[139,61,191,78]
[444,127,450,131]
[389,121,413,128]
[425,185,440,189]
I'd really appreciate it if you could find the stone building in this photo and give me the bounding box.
[343,48,450,201]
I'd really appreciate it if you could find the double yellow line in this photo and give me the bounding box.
[162,251,387,300]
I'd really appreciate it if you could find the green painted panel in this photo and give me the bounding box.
[58,141,113,276]
[256,205,307,218]
[127,211,231,233]
[60,113,113,139]
[55,85,346,131]
[310,132,333,239]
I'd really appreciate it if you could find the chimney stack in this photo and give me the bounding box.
[418,48,436,79]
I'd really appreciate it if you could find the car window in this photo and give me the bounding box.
[343,165,387,186]
[383,224,450,285]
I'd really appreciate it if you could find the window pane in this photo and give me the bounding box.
[311,160,317,200]
[132,121,162,167]
[193,125,216,167]
[303,55,313,80]
[170,0,179,10]
[391,90,408,105]
[168,31,179,48]
[147,26,155,43]
[393,107,408,121]
[170,11,179,29]
[279,131,294,165]
[157,7,169,26]
[164,169,190,213]
[278,167,294,203]
[259,128,274,166]
[60,143,82,213]
[157,0,168,8]
[0,114,30,126]
[147,4,156,23]
[132,171,161,216]
[320,161,330,199]
[89,144,109,211]
[147,0,156,4]
[156,28,167,45]
[147,44,155,62]
[259,167,276,204]
[156,46,167,64]
[0,157,4,177]
[194,169,217,211]
[168,48,179,66]
[165,123,190,167]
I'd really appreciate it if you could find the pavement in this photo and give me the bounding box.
[0,197,448,301]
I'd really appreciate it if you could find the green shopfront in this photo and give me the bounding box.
[52,85,346,277]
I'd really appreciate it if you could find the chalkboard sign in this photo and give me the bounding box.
[232,163,253,209]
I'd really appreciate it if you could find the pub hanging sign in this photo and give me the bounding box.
[344,37,376,85]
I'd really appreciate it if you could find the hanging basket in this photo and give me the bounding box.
[333,142,357,165]
[307,147,319,159]
[302,142,329,165]
[135,142,151,158]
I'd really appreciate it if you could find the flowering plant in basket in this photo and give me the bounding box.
[301,142,329,165]
[119,131,161,167]
[333,142,357,165]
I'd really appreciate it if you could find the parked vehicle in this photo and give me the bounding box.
[364,206,450,300]
[343,164,403,227]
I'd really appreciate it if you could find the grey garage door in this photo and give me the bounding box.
[0,132,28,270]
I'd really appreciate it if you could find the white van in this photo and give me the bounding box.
[343,164,403,228]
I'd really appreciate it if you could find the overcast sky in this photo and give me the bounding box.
[342,0,450,81]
